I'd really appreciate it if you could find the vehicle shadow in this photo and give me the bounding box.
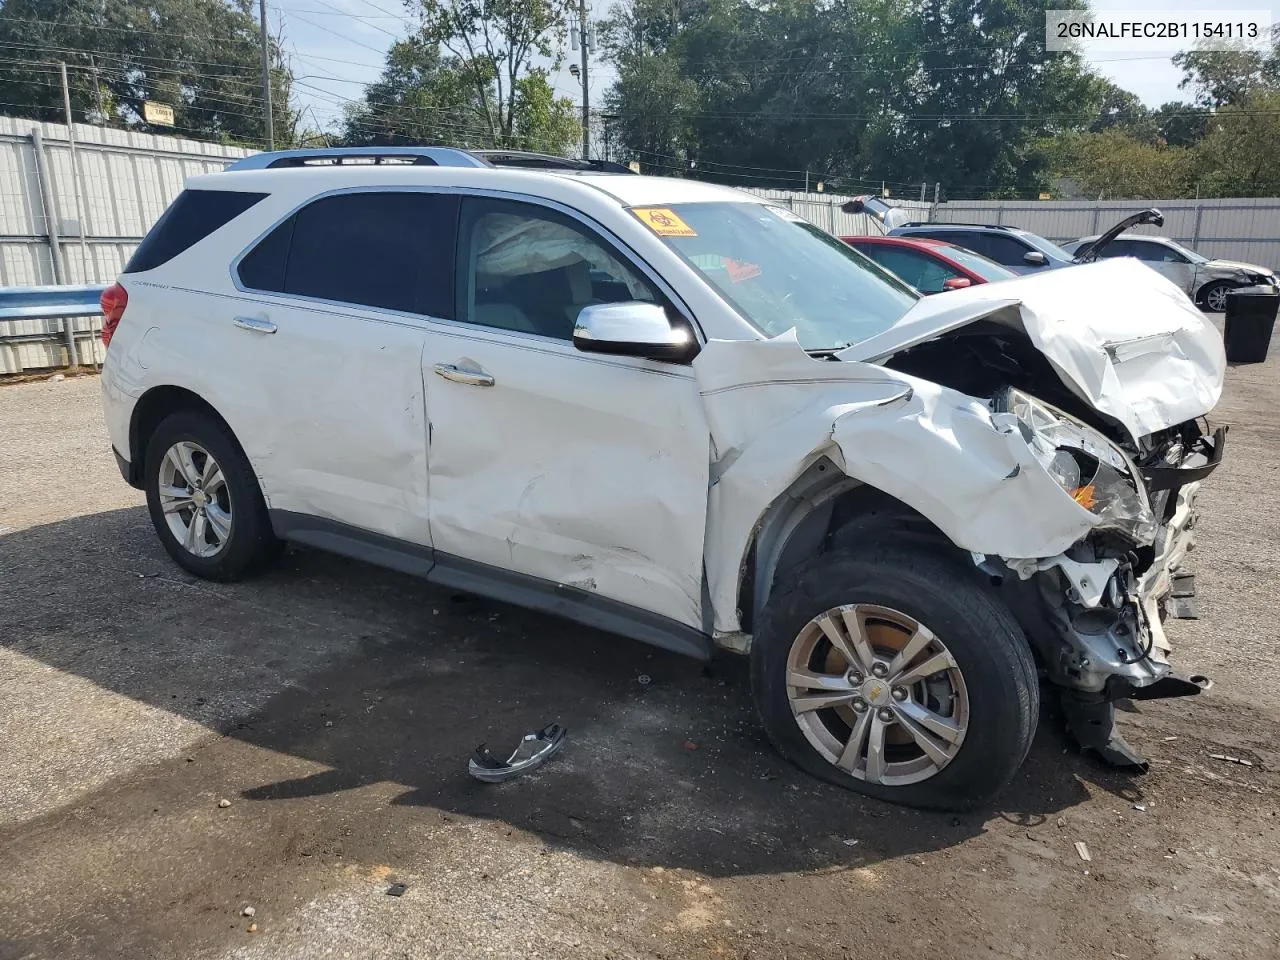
[1,506,1159,877]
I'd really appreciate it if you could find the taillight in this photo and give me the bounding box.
[100,282,127,347]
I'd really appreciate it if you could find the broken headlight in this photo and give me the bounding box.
[997,388,1157,545]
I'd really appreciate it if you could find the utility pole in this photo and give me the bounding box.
[59,62,89,366]
[88,54,105,123]
[258,0,274,150]
[573,0,590,160]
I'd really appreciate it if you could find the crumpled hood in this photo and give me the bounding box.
[836,258,1226,441]
[1206,258,1275,277]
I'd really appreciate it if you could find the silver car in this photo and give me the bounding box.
[1063,233,1277,312]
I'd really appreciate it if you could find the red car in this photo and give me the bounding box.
[841,235,1017,295]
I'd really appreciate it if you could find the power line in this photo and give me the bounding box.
[285,11,392,56]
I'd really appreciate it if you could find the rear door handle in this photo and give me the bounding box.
[233,315,277,334]
[433,362,494,387]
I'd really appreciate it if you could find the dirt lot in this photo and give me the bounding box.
[2,347,1279,960]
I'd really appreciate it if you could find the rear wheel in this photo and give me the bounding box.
[144,411,280,581]
[751,546,1038,810]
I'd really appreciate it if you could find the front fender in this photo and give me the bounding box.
[695,334,1097,634]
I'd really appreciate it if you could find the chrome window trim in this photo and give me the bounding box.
[227,184,706,347]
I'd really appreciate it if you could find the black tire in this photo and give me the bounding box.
[751,545,1038,811]
[1197,280,1232,313]
[144,410,281,581]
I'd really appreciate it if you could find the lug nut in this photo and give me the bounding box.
[877,707,894,722]
[891,686,908,701]
[846,670,864,685]
[851,698,868,713]
[871,662,889,678]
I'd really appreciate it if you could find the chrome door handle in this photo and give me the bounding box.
[433,362,494,387]
[233,315,277,334]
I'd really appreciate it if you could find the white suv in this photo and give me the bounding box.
[100,147,1227,809]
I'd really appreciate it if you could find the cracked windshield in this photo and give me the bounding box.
[638,202,918,350]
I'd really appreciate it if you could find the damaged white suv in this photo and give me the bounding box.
[100,148,1226,809]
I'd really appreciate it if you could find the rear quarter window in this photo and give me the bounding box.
[124,189,267,273]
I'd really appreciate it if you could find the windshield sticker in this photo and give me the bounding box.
[632,207,698,237]
[724,258,762,283]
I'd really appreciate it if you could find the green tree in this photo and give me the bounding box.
[342,35,482,145]
[1193,90,1280,196]
[1152,101,1211,148]
[1173,28,1280,108]
[602,0,1108,196]
[1045,128,1194,199]
[409,0,579,152]
[0,0,295,145]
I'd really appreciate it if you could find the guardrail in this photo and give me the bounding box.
[0,283,108,372]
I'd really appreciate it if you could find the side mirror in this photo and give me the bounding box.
[1023,250,1049,266]
[942,277,972,291]
[572,302,697,363]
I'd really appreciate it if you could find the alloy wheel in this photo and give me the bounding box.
[786,603,969,786]
[157,441,233,558]
[1205,285,1230,312]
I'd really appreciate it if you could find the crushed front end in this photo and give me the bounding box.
[988,391,1226,768]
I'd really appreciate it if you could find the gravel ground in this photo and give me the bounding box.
[2,336,1279,960]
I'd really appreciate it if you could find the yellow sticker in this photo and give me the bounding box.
[631,207,697,237]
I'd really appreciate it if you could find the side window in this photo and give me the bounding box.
[456,197,659,340]
[239,191,458,316]
[125,189,267,273]
[980,234,1036,266]
[863,247,961,294]
[237,216,294,291]
[1139,241,1188,263]
[1105,238,1146,257]
[945,232,993,259]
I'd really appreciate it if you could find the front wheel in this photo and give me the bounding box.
[751,546,1038,810]
[1199,281,1233,313]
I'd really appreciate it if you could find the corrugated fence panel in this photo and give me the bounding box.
[742,187,932,236]
[0,116,250,370]
[5,110,1280,370]
[932,198,1280,269]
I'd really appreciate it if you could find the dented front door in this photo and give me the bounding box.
[420,195,711,628]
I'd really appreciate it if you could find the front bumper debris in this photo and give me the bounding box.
[1005,423,1226,768]
[468,723,567,783]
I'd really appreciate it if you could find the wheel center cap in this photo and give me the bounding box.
[862,678,892,707]
[192,489,209,507]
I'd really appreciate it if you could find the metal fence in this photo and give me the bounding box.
[931,199,1280,270]
[742,188,933,237]
[4,110,1280,371]
[0,116,250,372]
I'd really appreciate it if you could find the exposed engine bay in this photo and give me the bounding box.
[884,327,1225,766]
[695,258,1227,771]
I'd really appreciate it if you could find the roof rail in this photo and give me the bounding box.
[900,221,1015,231]
[225,147,490,171]
[470,150,637,174]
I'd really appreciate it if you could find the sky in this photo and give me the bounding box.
[276,0,1279,135]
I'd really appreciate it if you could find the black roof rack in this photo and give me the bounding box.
[470,150,637,174]
[898,221,1017,231]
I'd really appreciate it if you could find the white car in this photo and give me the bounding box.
[1063,232,1278,312]
[99,148,1227,810]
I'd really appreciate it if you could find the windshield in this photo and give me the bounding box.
[933,244,1018,282]
[1164,238,1208,263]
[635,202,919,350]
